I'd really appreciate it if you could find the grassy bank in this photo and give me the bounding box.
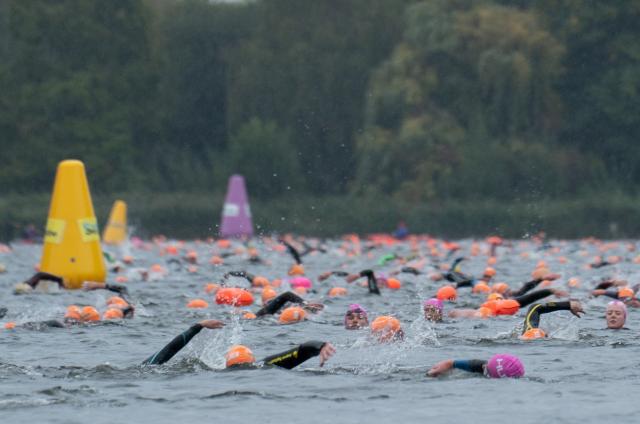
[1,192,639,240]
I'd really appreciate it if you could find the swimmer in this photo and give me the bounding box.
[605,301,628,330]
[82,282,135,318]
[142,319,335,368]
[345,269,381,295]
[255,291,324,317]
[14,272,66,293]
[344,304,369,329]
[427,354,524,378]
[423,298,443,322]
[521,300,584,339]
[592,285,639,306]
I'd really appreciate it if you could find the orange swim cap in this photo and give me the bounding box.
[288,264,305,276]
[483,267,496,278]
[4,321,16,330]
[186,299,209,309]
[261,287,277,304]
[494,299,520,315]
[217,239,231,249]
[472,282,491,294]
[328,287,348,297]
[81,306,101,322]
[204,283,220,294]
[252,276,270,287]
[474,306,495,318]
[150,264,166,274]
[531,267,550,280]
[618,287,635,299]
[64,305,82,321]
[521,328,546,340]
[491,282,509,294]
[215,288,254,307]
[293,286,307,296]
[225,345,255,367]
[370,316,402,342]
[386,278,402,290]
[567,278,580,288]
[107,296,128,308]
[481,300,499,314]
[487,292,504,301]
[103,308,124,320]
[278,306,306,324]
[209,256,224,265]
[242,311,257,320]
[122,255,134,264]
[436,286,457,301]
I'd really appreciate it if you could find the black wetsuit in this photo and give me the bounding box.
[523,301,571,333]
[24,272,64,289]
[512,289,556,308]
[142,323,326,368]
[255,292,305,317]
[452,359,486,374]
[359,270,380,295]
[0,307,7,319]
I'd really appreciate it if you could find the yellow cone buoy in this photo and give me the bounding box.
[103,200,128,245]
[40,160,106,289]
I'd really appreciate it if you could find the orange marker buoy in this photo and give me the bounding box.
[216,288,254,307]
[225,345,255,367]
[40,160,106,289]
[386,278,401,290]
[187,299,209,309]
[436,286,457,301]
[328,287,348,297]
[279,306,306,324]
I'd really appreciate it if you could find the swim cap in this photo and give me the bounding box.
[186,299,209,309]
[290,277,312,289]
[293,286,307,296]
[64,305,82,321]
[329,287,348,297]
[345,304,368,326]
[486,354,524,378]
[279,306,306,324]
[520,328,546,340]
[103,308,124,320]
[487,293,504,301]
[261,287,277,304]
[242,311,257,320]
[436,286,457,301]
[386,278,401,290]
[80,306,101,322]
[532,267,550,280]
[423,298,443,312]
[370,316,402,342]
[607,300,627,318]
[217,239,231,249]
[567,278,580,288]
[618,287,634,299]
[494,299,520,316]
[491,282,509,294]
[107,296,128,308]
[209,256,223,265]
[472,282,491,294]
[204,283,220,294]
[215,288,254,307]
[225,345,255,367]
[474,306,495,318]
[288,264,305,276]
[251,276,270,287]
[122,255,134,264]
[4,321,16,330]
[483,267,496,278]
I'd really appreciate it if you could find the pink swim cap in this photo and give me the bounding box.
[486,354,524,378]
[423,298,443,311]
[290,277,312,289]
[607,300,627,318]
[344,304,368,326]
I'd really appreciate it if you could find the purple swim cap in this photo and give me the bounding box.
[607,300,627,318]
[345,304,368,326]
[423,298,443,311]
[486,354,524,378]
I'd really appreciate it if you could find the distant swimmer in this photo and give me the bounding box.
[254,291,324,318]
[142,319,335,368]
[427,354,524,378]
[520,300,584,340]
[14,272,66,293]
[423,298,443,323]
[592,285,640,307]
[344,304,369,329]
[345,269,381,295]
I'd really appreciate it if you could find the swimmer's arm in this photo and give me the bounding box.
[359,270,380,295]
[427,359,485,377]
[262,340,332,369]
[513,289,560,308]
[224,271,256,284]
[455,278,475,289]
[510,279,542,297]
[594,281,615,290]
[281,240,302,264]
[255,292,305,317]
[603,289,620,300]
[24,272,65,289]
[400,267,422,275]
[141,320,224,365]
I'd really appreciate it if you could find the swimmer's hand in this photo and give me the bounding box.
[319,343,336,367]
[199,320,225,329]
[304,303,324,313]
[427,359,454,377]
[551,288,569,298]
[569,301,585,317]
[318,272,332,281]
[543,273,561,281]
[82,281,106,291]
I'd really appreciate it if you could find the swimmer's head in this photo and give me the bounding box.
[483,267,496,278]
[279,306,306,324]
[225,345,256,367]
[103,308,124,320]
[288,264,305,276]
[64,305,82,321]
[344,304,368,329]
[617,287,634,300]
[423,298,443,322]
[436,286,457,302]
[80,306,101,322]
[370,316,403,342]
[606,301,627,329]
[486,354,524,378]
[261,287,277,304]
[520,328,546,340]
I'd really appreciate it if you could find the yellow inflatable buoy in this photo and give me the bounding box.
[103,200,128,245]
[40,160,106,289]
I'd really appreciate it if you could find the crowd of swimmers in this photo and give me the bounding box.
[1,233,638,379]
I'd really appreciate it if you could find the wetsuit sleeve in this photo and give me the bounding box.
[142,323,203,365]
[452,359,486,374]
[331,271,349,277]
[0,307,7,319]
[523,301,570,332]
[262,340,325,369]
[358,270,380,295]
[513,289,554,308]
[400,267,422,275]
[602,289,620,300]
[225,271,256,284]
[282,241,302,264]
[25,272,64,289]
[255,292,305,317]
[594,281,615,290]
[510,279,542,297]
[104,283,130,297]
[455,278,475,289]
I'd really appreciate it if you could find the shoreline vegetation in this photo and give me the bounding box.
[1,192,638,241]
